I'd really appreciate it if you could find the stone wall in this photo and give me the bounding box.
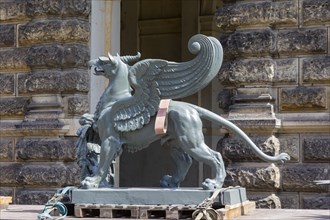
[215,0,329,209]
[0,0,90,204]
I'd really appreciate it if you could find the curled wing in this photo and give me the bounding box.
[112,34,223,132]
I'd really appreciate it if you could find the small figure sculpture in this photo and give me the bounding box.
[80,34,290,190]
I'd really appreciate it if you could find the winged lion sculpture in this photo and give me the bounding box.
[79,34,290,190]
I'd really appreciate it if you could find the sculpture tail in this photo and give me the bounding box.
[189,104,290,163]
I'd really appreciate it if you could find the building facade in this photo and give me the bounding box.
[0,0,329,209]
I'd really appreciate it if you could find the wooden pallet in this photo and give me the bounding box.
[217,201,256,220]
[0,196,13,210]
[74,203,197,219]
[74,201,255,219]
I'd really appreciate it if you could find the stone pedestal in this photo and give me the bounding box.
[71,187,247,206]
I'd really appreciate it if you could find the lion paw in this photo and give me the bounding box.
[202,178,221,190]
[80,176,102,189]
[160,175,180,188]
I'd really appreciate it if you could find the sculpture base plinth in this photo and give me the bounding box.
[71,187,246,206]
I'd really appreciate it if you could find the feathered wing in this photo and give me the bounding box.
[112,34,224,132]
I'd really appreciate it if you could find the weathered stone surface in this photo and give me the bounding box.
[219,59,275,85]
[0,25,15,47]
[278,193,299,209]
[0,163,80,186]
[18,71,61,94]
[0,97,29,116]
[255,194,281,209]
[282,164,329,192]
[16,189,55,205]
[0,139,14,162]
[18,19,90,46]
[216,1,298,30]
[16,138,76,161]
[0,74,15,95]
[0,48,29,70]
[224,164,280,190]
[0,0,26,22]
[302,194,330,209]
[63,44,89,68]
[26,0,90,18]
[26,44,89,69]
[274,59,298,84]
[278,135,299,162]
[62,0,91,18]
[277,28,327,55]
[302,0,330,25]
[67,95,89,115]
[303,136,330,162]
[0,163,22,185]
[217,89,233,111]
[0,187,13,197]
[218,135,279,162]
[219,29,276,58]
[61,70,89,93]
[280,87,327,111]
[18,70,89,94]
[302,57,330,83]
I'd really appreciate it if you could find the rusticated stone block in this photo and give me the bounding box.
[63,44,89,68]
[0,97,29,116]
[302,194,330,209]
[0,48,29,70]
[277,29,327,56]
[27,44,89,69]
[0,139,14,161]
[216,1,297,30]
[219,29,276,58]
[281,87,327,111]
[0,25,15,47]
[302,57,330,83]
[278,193,299,209]
[282,164,329,192]
[0,187,13,197]
[27,44,63,69]
[0,0,26,22]
[274,59,298,84]
[13,163,80,187]
[218,59,275,85]
[67,95,89,115]
[18,70,90,94]
[18,71,61,94]
[26,0,62,17]
[302,0,330,25]
[61,70,89,93]
[16,189,55,205]
[303,136,330,162]
[62,0,91,18]
[278,135,299,162]
[255,194,281,209]
[0,74,15,95]
[217,135,279,162]
[16,138,76,161]
[0,163,22,185]
[18,19,90,46]
[224,164,280,191]
[26,0,90,18]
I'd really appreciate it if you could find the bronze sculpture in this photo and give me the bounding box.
[77,34,290,190]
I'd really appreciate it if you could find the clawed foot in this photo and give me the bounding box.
[80,176,102,189]
[202,178,222,190]
[160,175,180,188]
